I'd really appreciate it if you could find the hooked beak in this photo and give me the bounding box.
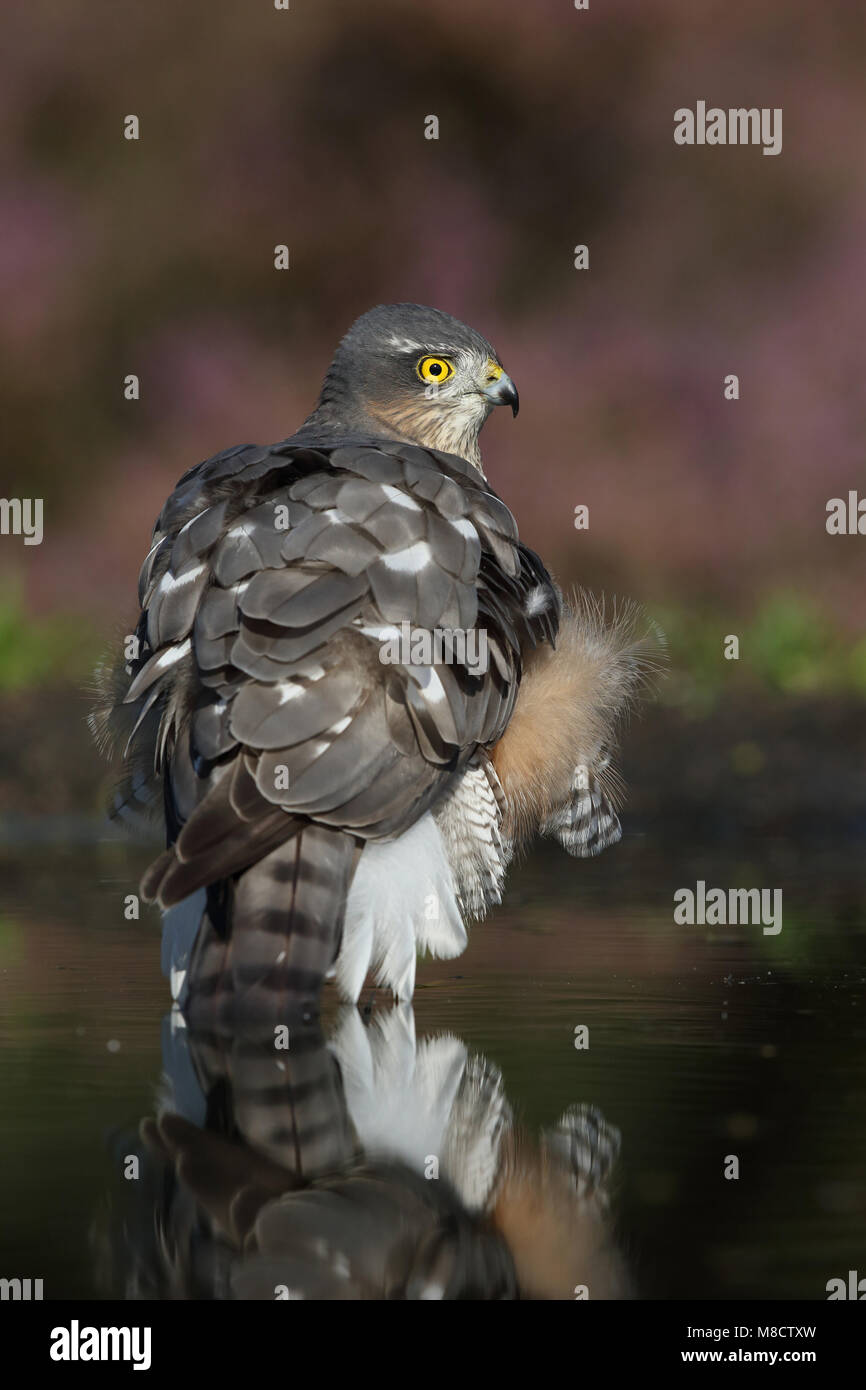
[482,366,520,417]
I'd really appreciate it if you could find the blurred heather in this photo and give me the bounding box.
[1,0,865,698]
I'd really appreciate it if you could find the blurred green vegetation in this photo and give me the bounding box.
[656,592,866,713]
[0,585,103,692]
[2,583,865,715]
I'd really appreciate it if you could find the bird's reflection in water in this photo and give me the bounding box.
[104,1005,631,1300]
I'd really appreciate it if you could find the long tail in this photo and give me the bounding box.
[163,825,358,1024]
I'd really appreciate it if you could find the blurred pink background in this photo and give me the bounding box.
[2,0,865,639]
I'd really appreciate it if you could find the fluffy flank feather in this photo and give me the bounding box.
[491,1105,630,1299]
[490,590,665,848]
[87,635,165,830]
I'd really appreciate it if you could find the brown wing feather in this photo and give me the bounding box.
[94,439,560,913]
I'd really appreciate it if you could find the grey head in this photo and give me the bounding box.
[296,303,519,474]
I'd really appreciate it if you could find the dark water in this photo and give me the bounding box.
[2,799,864,1300]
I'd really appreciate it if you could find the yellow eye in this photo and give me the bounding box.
[417,355,454,384]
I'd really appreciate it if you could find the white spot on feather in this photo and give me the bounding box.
[407,666,448,705]
[157,562,206,596]
[277,682,303,705]
[357,622,401,642]
[381,541,432,574]
[382,484,422,511]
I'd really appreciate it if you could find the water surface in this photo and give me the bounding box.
[2,796,864,1299]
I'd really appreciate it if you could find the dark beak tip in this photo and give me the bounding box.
[511,396,519,418]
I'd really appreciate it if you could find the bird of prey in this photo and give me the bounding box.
[102,1006,630,1299]
[91,303,656,1022]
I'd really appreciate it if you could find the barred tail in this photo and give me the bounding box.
[164,826,358,1024]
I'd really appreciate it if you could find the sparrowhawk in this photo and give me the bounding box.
[91,303,655,1022]
[108,1006,629,1299]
